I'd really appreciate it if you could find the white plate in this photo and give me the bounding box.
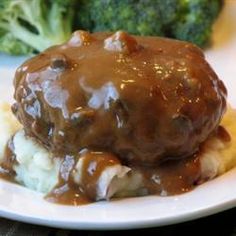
[0,1,236,230]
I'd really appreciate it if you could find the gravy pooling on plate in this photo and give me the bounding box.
[1,31,227,204]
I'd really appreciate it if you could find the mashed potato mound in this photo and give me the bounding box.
[0,101,236,197]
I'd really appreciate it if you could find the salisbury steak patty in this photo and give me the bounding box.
[12,31,227,165]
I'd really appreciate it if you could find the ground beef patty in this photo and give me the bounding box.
[12,31,227,165]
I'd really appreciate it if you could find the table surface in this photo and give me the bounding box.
[0,0,236,234]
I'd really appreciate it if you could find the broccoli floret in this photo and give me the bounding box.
[0,0,75,55]
[77,0,223,47]
[173,0,223,47]
[77,0,180,36]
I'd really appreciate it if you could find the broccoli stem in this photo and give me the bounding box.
[0,0,74,54]
[9,20,52,52]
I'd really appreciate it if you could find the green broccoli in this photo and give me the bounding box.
[76,0,223,47]
[0,0,223,55]
[0,0,75,55]
[173,0,223,47]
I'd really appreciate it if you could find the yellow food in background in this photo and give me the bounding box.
[219,106,236,173]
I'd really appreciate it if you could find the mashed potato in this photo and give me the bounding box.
[13,130,61,193]
[0,101,236,199]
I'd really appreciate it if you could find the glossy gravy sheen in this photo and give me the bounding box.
[46,152,120,205]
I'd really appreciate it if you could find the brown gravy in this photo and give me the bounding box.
[46,151,120,205]
[0,138,16,182]
[134,155,200,196]
[0,143,202,205]
[46,155,89,205]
